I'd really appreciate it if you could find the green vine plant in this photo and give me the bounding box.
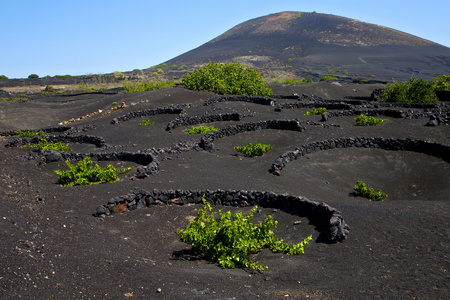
[20,138,72,152]
[304,107,327,115]
[139,119,155,126]
[354,181,387,201]
[354,114,386,126]
[234,142,272,157]
[184,125,218,134]
[54,157,132,187]
[177,198,312,272]
[16,130,45,138]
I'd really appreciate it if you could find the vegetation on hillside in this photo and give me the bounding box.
[123,80,176,94]
[182,62,272,96]
[380,76,450,104]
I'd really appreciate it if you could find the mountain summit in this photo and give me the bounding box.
[166,11,450,81]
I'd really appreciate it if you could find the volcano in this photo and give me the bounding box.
[165,11,450,81]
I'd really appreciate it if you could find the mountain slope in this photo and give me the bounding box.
[165,11,450,81]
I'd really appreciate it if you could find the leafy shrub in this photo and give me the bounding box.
[282,78,313,85]
[380,78,438,104]
[319,75,338,81]
[182,62,272,96]
[139,119,155,126]
[177,198,312,272]
[54,157,132,187]
[234,142,272,157]
[44,85,55,93]
[54,75,74,78]
[184,125,218,134]
[354,181,387,201]
[354,114,386,126]
[123,80,176,94]
[16,130,45,138]
[21,138,72,152]
[0,75,8,79]
[305,107,326,115]
[28,74,39,78]
[433,74,450,91]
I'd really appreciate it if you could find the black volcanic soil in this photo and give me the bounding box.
[0,83,449,299]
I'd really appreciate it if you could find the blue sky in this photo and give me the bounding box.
[1,0,448,79]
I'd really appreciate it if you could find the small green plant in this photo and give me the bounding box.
[16,130,45,138]
[305,107,326,115]
[234,142,272,157]
[0,75,8,79]
[177,198,312,272]
[282,78,313,85]
[54,157,132,187]
[182,62,272,96]
[21,138,72,152]
[320,75,338,81]
[354,181,387,201]
[44,85,55,93]
[139,118,155,126]
[123,80,176,94]
[111,101,118,106]
[354,114,386,126]
[184,125,218,134]
[28,74,39,78]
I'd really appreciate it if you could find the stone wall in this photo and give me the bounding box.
[94,188,350,243]
[271,137,450,175]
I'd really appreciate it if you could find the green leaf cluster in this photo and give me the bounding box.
[380,77,438,104]
[138,119,155,126]
[305,107,326,115]
[234,142,272,157]
[177,198,312,272]
[354,114,386,126]
[354,181,387,201]
[123,80,176,94]
[54,157,132,187]
[282,78,313,85]
[21,138,72,152]
[181,62,272,96]
[16,130,45,138]
[319,75,338,81]
[433,74,450,91]
[184,125,218,134]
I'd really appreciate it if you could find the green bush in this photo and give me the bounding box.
[54,75,74,78]
[0,75,8,79]
[234,142,272,157]
[28,74,39,78]
[54,157,132,187]
[319,75,338,81]
[184,125,218,134]
[16,130,45,138]
[433,74,450,91]
[282,78,313,85]
[354,114,386,126]
[354,181,387,201]
[123,80,176,94]
[182,62,272,96]
[138,119,155,126]
[177,198,312,272]
[21,138,72,152]
[380,78,438,104]
[305,107,326,115]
